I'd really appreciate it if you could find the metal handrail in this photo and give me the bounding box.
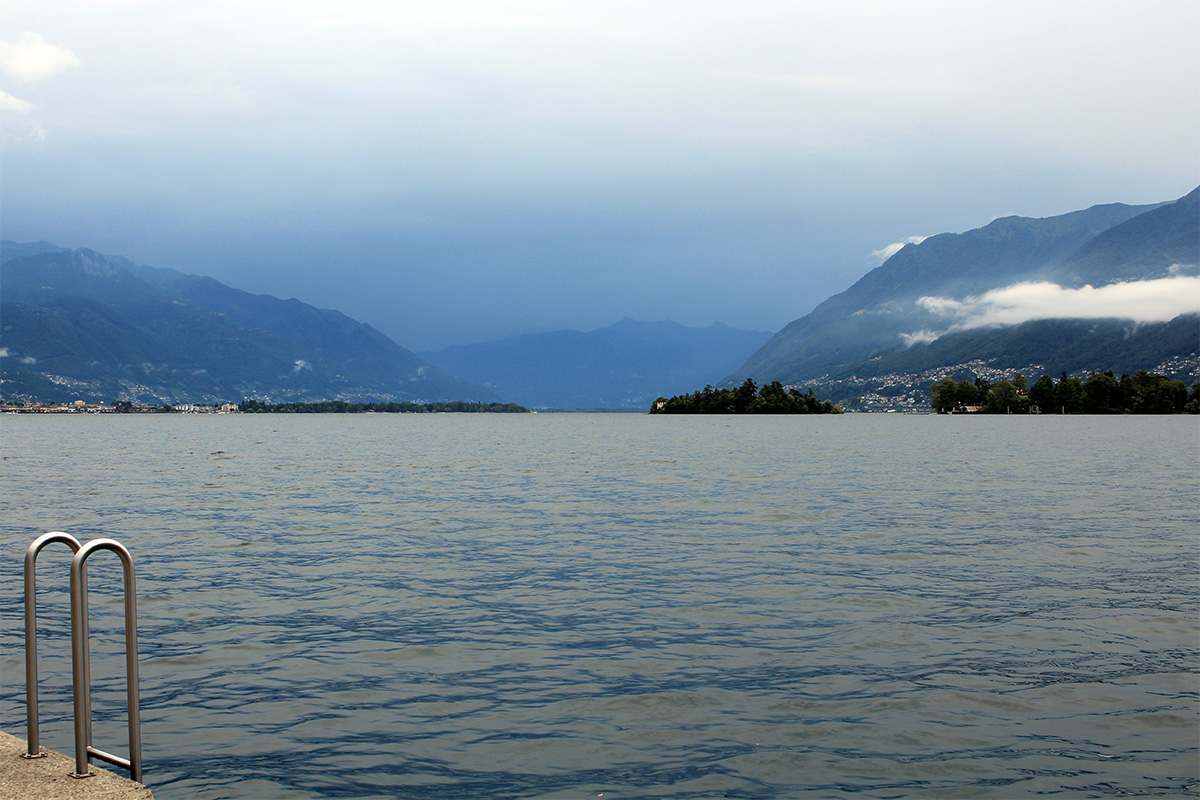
[21,533,143,783]
[23,532,84,760]
[70,538,143,783]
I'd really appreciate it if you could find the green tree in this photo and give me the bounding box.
[1131,373,1188,413]
[754,381,790,413]
[985,380,1022,413]
[956,380,982,408]
[931,378,958,413]
[1118,373,1137,411]
[1053,374,1085,414]
[734,378,758,413]
[1029,375,1054,413]
[1083,372,1120,414]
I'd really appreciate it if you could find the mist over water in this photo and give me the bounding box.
[2,414,1196,798]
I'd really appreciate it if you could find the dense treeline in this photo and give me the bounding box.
[930,370,1199,414]
[651,379,843,414]
[238,399,529,414]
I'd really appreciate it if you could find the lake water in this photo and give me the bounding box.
[1,413,1197,799]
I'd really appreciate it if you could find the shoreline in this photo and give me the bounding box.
[0,731,153,800]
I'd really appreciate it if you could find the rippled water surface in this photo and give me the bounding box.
[2,413,1197,798]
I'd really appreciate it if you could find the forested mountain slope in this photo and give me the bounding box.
[1,243,493,404]
[727,189,1197,389]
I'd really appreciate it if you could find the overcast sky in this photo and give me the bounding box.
[2,1,1197,350]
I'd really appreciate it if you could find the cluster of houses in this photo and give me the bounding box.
[1,401,241,414]
[168,403,241,414]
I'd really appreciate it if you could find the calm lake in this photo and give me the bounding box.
[1,413,1197,799]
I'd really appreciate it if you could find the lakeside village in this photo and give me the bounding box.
[809,355,1199,414]
[1,400,242,414]
[3,359,1196,415]
[0,399,530,414]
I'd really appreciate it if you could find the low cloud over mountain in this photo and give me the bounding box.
[905,275,1200,345]
[870,236,928,265]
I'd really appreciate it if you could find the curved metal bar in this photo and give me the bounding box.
[24,531,83,759]
[69,538,142,783]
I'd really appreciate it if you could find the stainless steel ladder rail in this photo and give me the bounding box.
[22,533,143,783]
[70,538,143,782]
[24,531,85,760]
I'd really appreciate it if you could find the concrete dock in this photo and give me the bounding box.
[0,731,153,800]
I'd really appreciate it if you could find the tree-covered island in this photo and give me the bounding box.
[651,379,843,414]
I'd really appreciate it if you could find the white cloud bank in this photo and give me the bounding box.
[0,32,80,82]
[0,33,79,143]
[870,236,927,265]
[902,275,1200,345]
[0,90,34,113]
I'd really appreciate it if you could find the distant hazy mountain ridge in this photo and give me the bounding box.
[0,242,493,404]
[420,318,773,409]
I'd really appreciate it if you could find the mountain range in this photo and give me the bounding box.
[727,187,1199,406]
[0,242,491,404]
[3,186,1196,409]
[419,319,772,409]
[0,243,769,407]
